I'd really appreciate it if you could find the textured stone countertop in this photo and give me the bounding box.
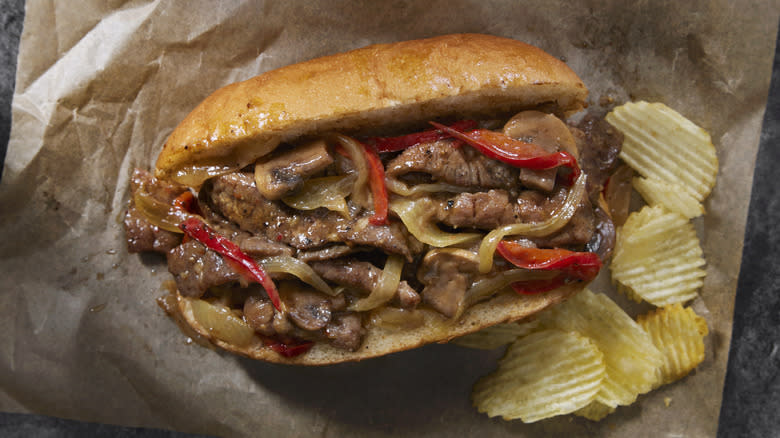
[0,2,777,437]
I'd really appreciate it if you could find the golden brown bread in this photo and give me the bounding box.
[152,34,593,365]
[155,34,587,187]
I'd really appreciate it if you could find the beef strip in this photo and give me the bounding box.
[254,139,334,200]
[385,139,520,190]
[206,172,415,259]
[434,190,518,230]
[515,187,595,249]
[124,168,186,253]
[325,313,364,351]
[167,240,242,298]
[417,249,481,318]
[586,206,616,262]
[570,113,624,200]
[309,258,421,309]
[296,245,363,263]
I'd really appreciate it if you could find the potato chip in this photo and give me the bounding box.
[637,304,709,386]
[606,101,718,202]
[574,401,616,422]
[452,319,540,350]
[611,206,706,306]
[632,176,704,219]
[472,329,606,422]
[537,289,664,407]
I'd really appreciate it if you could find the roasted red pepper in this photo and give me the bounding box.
[496,241,601,294]
[429,121,581,185]
[365,120,479,152]
[267,338,315,357]
[179,217,282,311]
[361,143,389,225]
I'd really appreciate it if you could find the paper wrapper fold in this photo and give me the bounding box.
[1,1,778,436]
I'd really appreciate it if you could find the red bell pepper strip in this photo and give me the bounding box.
[267,338,314,357]
[179,217,282,311]
[429,121,581,185]
[361,143,389,226]
[365,120,479,152]
[496,241,601,294]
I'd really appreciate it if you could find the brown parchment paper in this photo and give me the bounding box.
[1,1,778,436]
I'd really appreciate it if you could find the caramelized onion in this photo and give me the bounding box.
[389,197,481,247]
[385,178,469,197]
[477,173,587,273]
[281,175,355,218]
[349,255,405,311]
[333,134,371,210]
[188,298,255,347]
[455,269,560,318]
[369,307,426,331]
[260,256,336,296]
[133,189,192,233]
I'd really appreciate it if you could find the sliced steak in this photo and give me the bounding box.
[385,139,519,190]
[515,187,595,248]
[166,240,242,298]
[254,139,334,200]
[309,258,420,309]
[417,249,480,318]
[124,168,186,253]
[325,313,364,351]
[434,190,518,230]
[296,245,362,263]
[570,113,624,199]
[206,172,414,258]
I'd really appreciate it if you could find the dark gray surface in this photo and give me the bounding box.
[0,1,778,436]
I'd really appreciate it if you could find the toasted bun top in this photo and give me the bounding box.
[155,34,587,186]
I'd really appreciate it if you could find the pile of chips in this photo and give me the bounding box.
[465,102,717,423]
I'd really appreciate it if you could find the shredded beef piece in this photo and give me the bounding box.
[434,190,518,229]
[254,139,334,200]
[206,172,415,259]
[166,240,242,298]
[309,258,420,309]
[570,114,624,199]
[586,207,616,262]
[417,249,480,318]
[385,139,519,190]
[124,168,186,253]
[515,187,595,248]
[296,245,363,263]
[325,313,364,351]
[124,206,181,253]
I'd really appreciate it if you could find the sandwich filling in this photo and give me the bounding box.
[125,110,623,356]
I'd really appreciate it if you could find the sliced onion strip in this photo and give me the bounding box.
[389,197,481,247]
[188,298,255,347]
[333,133,371,210]
[260,256,337,296]
[349,255,405,311]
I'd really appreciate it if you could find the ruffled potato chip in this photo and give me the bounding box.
[574,401,616,422]
[632,176,704,219]
[611,206,706,306]
[472,329,606,423]
[606,101,718,202]
[538,289,664,407]
[637,304,709,386]
[452,319,540,350]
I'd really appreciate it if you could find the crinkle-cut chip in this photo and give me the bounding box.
[611,206,706,306]
[637,304,709,386]
[574,401,616,421]
[633,176,704,219]
[452,319,541,350]
[537,289,663,407]
[606,101,718,202]
[472,329,606,423]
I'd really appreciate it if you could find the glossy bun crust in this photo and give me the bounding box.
[155,34,587,187]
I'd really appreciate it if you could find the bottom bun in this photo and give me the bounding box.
[170,283,583,365]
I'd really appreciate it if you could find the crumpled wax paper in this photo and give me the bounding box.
[1,1,778,436]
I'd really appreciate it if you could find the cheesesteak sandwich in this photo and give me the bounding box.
[124,34,623,365]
